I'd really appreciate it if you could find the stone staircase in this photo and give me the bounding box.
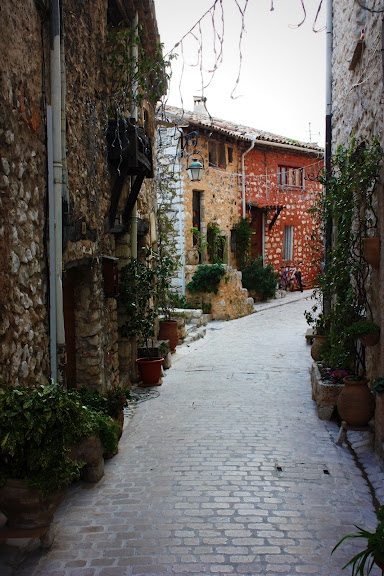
[173,308,212,346]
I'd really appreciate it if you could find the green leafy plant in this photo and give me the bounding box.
[233,218,252,270]
[88,412,119,456]
[0,382,106,495]
[190,227,209,254]
[372,377,384,395]
[207,220,227,264]
[187,264,226,294]
[76,386,131,420]
[347,321,380,339]
[106,23,173,117]
[308,136,383,372]
[241,256,277,301]
[119,252,158,351]
[332,505,384,575]
[202,302,212,314]
[156,161,182,320]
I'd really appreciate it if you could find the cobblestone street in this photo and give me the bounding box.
[4,292,384,576]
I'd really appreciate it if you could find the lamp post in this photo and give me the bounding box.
[187,158,204,182]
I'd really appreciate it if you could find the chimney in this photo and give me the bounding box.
[193,95,208,115]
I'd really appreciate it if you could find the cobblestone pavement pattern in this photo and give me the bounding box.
[3,292,384,576]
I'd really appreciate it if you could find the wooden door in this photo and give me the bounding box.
[250,209,263,260]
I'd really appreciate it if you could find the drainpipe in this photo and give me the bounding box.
[324,0,333,314]
[177,168,185,294]
[131,11,139,258]
[241,135,257,218]
[50,0,65,381]
[47,107,56,381]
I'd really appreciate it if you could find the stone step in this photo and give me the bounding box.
[183,325,207,345]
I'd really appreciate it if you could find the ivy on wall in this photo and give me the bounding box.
[307,135,383,371]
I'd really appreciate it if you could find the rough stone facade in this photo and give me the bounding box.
[0,2,51,385]
[159,103,323,308]
[186,267,254,321]
[0,0,159,389]
[332,0,384,457]
[244,147,323,288]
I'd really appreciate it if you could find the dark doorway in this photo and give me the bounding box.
[250,208,263,260]
[192,190,201,237]
[63,269,77,388]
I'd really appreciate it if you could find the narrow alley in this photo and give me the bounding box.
[12,294,384,575]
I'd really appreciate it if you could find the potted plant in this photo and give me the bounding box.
[156,254,180,352]
[119,253,164,385]
[304,303,329,361]
[76,385,131,442]
[337,374,375,427]
[0,381,114,530]
[347,320,380,347]
[332,504,384,574]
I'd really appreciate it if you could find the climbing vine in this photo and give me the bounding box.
[106,23,174,118]
[233,218,252,270]
[207,220,226,264]
[307,135,383,371]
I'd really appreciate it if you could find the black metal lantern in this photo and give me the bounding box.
[187,158,204,182]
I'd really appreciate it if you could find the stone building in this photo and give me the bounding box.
[0,0,161,389]
[330,0,384,458]
[158,98,323,299]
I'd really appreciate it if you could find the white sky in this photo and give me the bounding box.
[154,0,326,145]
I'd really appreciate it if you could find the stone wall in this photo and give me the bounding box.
[332,0,384,456]
[186,266,254,321]
[0,0,159,389]
[0,1,50,385]
[244,147,323,288]
[181,135,240,269]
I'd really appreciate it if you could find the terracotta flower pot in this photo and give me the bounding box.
[337,376,375,427]
[310,334,327,361]
[136,357,164,386]
[363,237,380,268]
[359,331,380,347]
[0,479,66,530]
[158,320,179,352]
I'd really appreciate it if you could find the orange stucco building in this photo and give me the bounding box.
[159,98,324,293]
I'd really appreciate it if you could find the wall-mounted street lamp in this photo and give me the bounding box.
[187,157,204,182]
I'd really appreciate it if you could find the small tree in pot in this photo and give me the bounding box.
[156,160,182,350]
[119,252,164,385]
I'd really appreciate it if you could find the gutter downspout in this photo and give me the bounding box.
[241,136,257,218]
[177,166,185,294]
[50,0,65,382]
[324,0,333,315]
[47,107,56,381]
[131,11,139,258]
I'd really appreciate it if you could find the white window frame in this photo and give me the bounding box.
[283,225,293,261]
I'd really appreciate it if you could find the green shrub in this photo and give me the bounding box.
[0,383,99,494]
[241,257,277,301]
[77,386,131,419]
[233,218,252,270]
[186,264,226,294]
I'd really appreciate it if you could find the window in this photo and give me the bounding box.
[228,147,234,164]
[283,226,293,261]
[208,141,227,168]
[278,165,304,188]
